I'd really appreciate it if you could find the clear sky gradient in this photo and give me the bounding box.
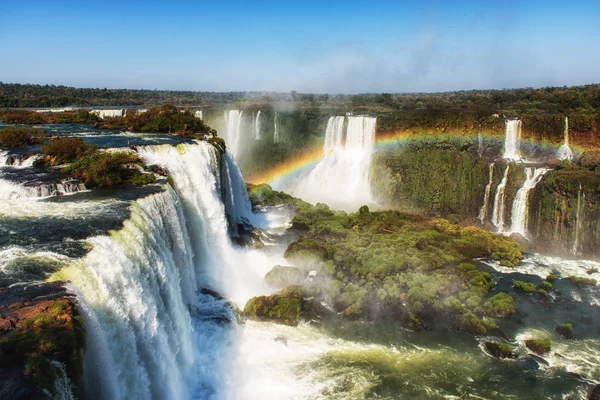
[1,0,599,93]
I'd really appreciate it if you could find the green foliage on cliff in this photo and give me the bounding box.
[0,109,100,124]
[0,127,45,148]
[100,104,216,135]
[63,151,149,188]
[243,286,303,326]
[525,337,552,354]
[41,137,95,165]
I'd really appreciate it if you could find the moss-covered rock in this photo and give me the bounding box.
[484,341,516,359]
[482,292,515,317]
[243,286,304,326]
[556,323,574,339]
[525,337,552,354]
[513,281,536,294]
[568,276,597,287]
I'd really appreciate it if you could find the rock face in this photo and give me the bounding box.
[590,384,600,400]
[244,286,303,326]
[0,281,85,400]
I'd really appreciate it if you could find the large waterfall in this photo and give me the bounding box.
[557,116,575,161]
[503,120,522,161]
[287,116,376,212]
[223,110,244,158]
[509,167,548,236]
[491,164,510,232]
[53,142,284,399]
[478,163,494,224]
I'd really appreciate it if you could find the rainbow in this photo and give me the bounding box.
[246,130,568,185]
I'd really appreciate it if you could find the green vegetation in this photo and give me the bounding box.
[513,281,536,294]
[63,151,151,188]
[0,127,45,148]
[525,337,552,354]
[484,341,515,359]
[0,109,100,124]
[41,137,95,165]
[99,104,216,135]
[244,185,521,335]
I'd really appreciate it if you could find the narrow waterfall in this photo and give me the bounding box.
[0,152,40,167]
[90,109,125,119]
[503,119,522,161]
[572,183,585,255]
[478,163,494,224]
[254,110,261,140]
[224,110,243,158]
[194,110,203,120]
[509,167,549,236]
[273,113,280,143]
[477,132,484,158]
[557,116,574,161]
[287,116,376,212]
[222,150,260,233]
[491,164,510,232]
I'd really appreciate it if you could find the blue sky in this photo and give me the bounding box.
[1,0,599,93]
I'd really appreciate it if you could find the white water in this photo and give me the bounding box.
[194,110,203,120]
[491,164,510,232]
[573,183,585,255]
[51,360,76,400]
[509,167,549,236]
[90,109,125,119]
[477,132,484,158]
[223,110,244,158]
[273,113,280,143]
[254,110,261,140]
[0,178,86,200]
[478,163,494,224]
[286,116,376,212]
[0,151,40,167]
[557,116,575,161]
[503,120,522,161]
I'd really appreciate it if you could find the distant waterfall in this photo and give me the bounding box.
[224,110,243,158]
[0,178,86,200]
[477,132,484,158]
[572,183,585,255]
[287,116,376,212]
[503,120,522,161]
[509,167,548,236]
[557,116,574,161]
[90,109,125,119]
[194,110,203,120]
[254,110,261,140]
[273,113,280,143]
[478,163,494,224]
[491,164,510,232]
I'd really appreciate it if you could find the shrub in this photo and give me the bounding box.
[525,337,551,354]
[482,292,514,317]
[513,281,536,294]
[63,151,141,187]
[42,137,94,165]
[568,276,597,287]
[556,323,574,339]
[0,127,45,148]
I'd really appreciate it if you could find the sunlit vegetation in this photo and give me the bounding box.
[525,337,552,354]
[0,109,100,124]
[99,104,216,135]
[41,137,95,165]
[244,186,522,335]
[0,127,45,148]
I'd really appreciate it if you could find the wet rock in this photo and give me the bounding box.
[555,323,575,339]
[147,164,169,176]
[484,341,516,359]
[589,384,600,400]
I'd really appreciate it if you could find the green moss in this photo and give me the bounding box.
[513,281,536,294]
[568,276,597,287]
[546,274,558,282]
[556,323,574,339]
[539,281,553,290]
[244,286,303,326]
[166,175,175,187]
[525,337,551,354]
[484,341,514,359]
[482,292,514,317]
[130,172,157,185]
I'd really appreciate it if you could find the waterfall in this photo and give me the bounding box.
[55,142,279,399]
[477,132,484,158]
[557,116,575,161]
[478,163,494,224]
[221,150,260,233]
[223,110,244,158]
[273,113,280,143]
[572,183,585,255]
[0,152,40,167]
[509,167,549,236]
[254,110,261,140]
[0,178,86,200]
[503,119,522,161]
[52,361,76,400]
[287,116,376,212]
[491,164,510,232]
[90,109,125,119]
[194,110,203,120]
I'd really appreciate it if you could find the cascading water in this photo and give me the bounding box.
[503,119,522,161]
[572,183,585,255]
[491,164,510,232]
[557,116,575,161]
[224,110,244,158]
[0,178,86,200]
[478,163,494,224]
[477,132,484,158]
[254,110,261,140]
[273,113,280,143]
[194,110,203,120]
[509,167,549,236]
[0,152,40,167]
[286,116,376,212]
[90,109,125,119]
